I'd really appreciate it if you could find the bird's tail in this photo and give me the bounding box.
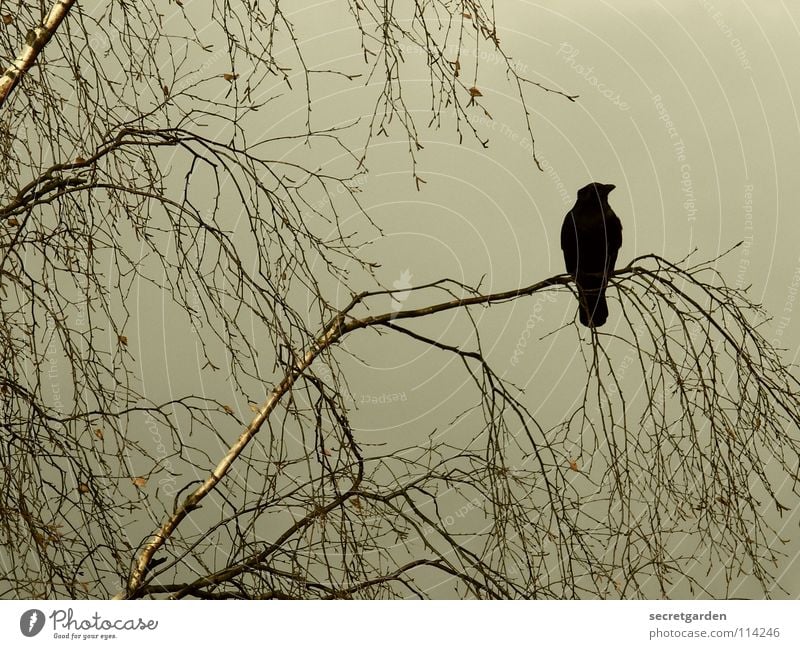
[577,284,609,328]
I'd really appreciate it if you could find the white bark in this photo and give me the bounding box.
[0,0,76,109]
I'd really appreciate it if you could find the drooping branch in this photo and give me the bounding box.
[118,271,572,598]
[116,250,800,599]
[2,0,797,602]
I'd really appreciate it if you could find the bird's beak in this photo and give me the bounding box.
[604,184,616,193]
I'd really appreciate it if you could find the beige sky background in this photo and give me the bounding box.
[123,1,800,598]
[321,0,800,596]
[6,0,799,601]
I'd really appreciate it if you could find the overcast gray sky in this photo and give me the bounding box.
[313,2,800,419]
[299,0,800,596]
[122,1,800,598]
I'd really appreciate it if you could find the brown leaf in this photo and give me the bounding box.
[568,458,579,472]
[78,483,90,494]
[7,217,19,226]
[223,72,239,82]
[94,428,104,440]
[118,334,128,346]
[248,402,260,413]
[322,447,332,457]
[132,477,147,488]
[223,405,234,415]
[74,156,87,164]
[2,14,12,25]
[462,12,472,19]
[162,84,170,97]
[468,86,482,97]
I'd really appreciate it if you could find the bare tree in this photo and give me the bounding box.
[1,2,798,600]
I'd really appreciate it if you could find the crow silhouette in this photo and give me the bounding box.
[561,182,623,328]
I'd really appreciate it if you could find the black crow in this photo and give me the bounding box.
[561,182,623,328]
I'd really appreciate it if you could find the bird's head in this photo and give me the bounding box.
[576,182,616,202]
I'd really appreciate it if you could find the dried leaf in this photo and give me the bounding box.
[223,72,239,82]
[468,86,482,97]
[132,477,147,488]
[223,405,234,415]
[7,217,19,226]
[74,156,87,164]
[78,483,90,494]
[2,14,12,25]
[322,447,332,457]
[462,12,472,19]
[94,428,104,440]
[568,458,579,472]
[162,84,170,97]
[118,334,128,346]
[248,402,260,413]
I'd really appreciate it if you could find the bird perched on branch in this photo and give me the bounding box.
[561,182,623,328]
